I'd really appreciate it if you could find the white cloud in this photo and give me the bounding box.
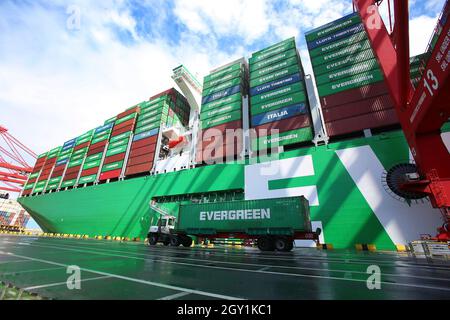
[409,14,439,56]
[173,0,271,42]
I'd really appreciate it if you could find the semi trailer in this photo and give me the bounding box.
[147,196,321,252]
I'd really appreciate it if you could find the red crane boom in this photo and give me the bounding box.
[353,0,450,240]
[0,125,37,194]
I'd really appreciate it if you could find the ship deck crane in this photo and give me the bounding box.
[353,0,450,240]
[0,125,37,194]
[171,65,203,165]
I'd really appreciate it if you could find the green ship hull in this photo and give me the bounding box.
[19,128,450,250]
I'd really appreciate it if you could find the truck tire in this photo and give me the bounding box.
[170,236,180,247]
[149,235,158,245]
[257,236,275,251]
[274,237,293,252]
[182,236,193,247]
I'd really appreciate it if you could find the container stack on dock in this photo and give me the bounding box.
[99,107,140,181]
[306,12,398,137]
[32,146,61,194]
[197,60,246,164]
[60,130,94,188]
[248,38,313,152]
[125,88,190,176]
[78,122,114,185]
[46,138,76,191]
[21,152,48,196]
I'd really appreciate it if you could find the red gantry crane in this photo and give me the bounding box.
[0,125,37,194]
[353,0,450,240]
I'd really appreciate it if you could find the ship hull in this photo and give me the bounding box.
[19,129,450,250]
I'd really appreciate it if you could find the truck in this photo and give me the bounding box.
[147,196,321,252]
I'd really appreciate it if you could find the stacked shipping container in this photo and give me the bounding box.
[60,130,94,188]
[46,138,76,191]
[78,122,114,185]
[99,107,139,181]
[248,37,313,151]
[125,88,190,176]
[306,12,398,137]
[21,152,48,196]
[197,60,246,163]
[32,146,61,194]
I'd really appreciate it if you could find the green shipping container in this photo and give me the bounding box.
[308,30,367,58]
[83,160,102,170]
[305,14,361,42]
[250,56,299,80]
[201,93,242,113]
[105,144,128,157]
[313,48,375,76]
[203,62,242,84]
[250,64,301,88]
[85,153,103,163]
[250,49,298,72]
[101,161,124,173]
[78,175,97,184]
[202,77,242,97]
[251,127,313,151]
[61,179,77,188]
[135,122,160,135]
[177,196,312,235]
[311,39,372,67]
[315,58,380,85]
[251,91,307,115]
[91,135,109,145]
[250,38,295,64]
[108,138,129,149]
[200,101,242,121]
[203,68,243,90]
[317,69,385,97]
[201,109,242,130]
[250,82,303,106]
[109,131,132,143]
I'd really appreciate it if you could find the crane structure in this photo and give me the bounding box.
[353,0,450,240]
[0,125,37,194]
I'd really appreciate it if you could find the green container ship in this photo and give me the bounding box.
[17,12,450,251]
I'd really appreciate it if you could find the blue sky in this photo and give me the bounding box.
[0,0,447,201]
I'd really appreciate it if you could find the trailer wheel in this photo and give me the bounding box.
[274,237,293,252]
[257,236,275,251]
[170,236,180,247]
[182,236,193,247]
[149,235,158,245]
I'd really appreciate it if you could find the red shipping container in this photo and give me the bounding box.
[74,141,91,151]
[252,115,311,137]
[150,88,175,101]
[22,189,32,196]
[103,153,126,165]
[99,169,122,181]
[87,146,106,157]
[320,81,389,109]
[127,154,155,167]
[27,177,37,184]
[65,166,82,174]
[322,94,395,123]
[129,145,157,158]
[80,167,99,177]
[125,162,153,176]
[62,172,79,181]
[89,140,108,151]
[113,118,136,131]
[130,136,158,150]
[111,126,134,137]
[326,109,398,137]
[117,107,140,119]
